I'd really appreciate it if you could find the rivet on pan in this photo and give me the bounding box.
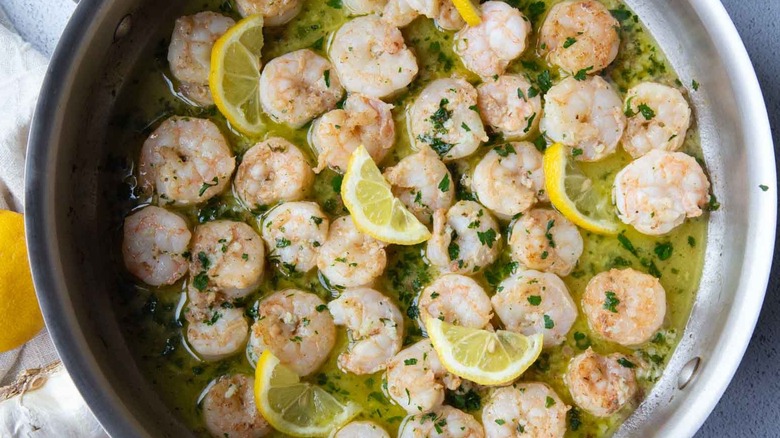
[114,14,132,41]
[677,356,701,390]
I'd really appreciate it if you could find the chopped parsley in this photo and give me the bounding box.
[324,69,331,88]
[523,113,536,133]
[692,79,700,91]
[197,251,211,270]
[603,291,620,313]
[326,0,342,8]
[617,357,636,368]
[573,331,591,350]
[527,295,542,306]
[448,240,460,261]
[654,242,673,260]
[563,37,577,48]
[404,358,418,366]
[315,304,328,312]
[545,220,556,248]
[311,215,323,225]
[572,148,583,157]
[760,184,769,191]
[276,237,291,248]
[431,98,452,132]
[193,272,209,291]
[545,396,556,408]
[609,8,632,22]
[461,122,471,132]
[198,177,219,197]
[638,103,656,120]
[438,174,450,192]
[573,66,593,81]
[617,232,638,256]
[495,419,506,425]
[477,229,497,248]
[688,236,696,247]
[537,70,553,93]
[543,314,555,329]
[494,143,516,157]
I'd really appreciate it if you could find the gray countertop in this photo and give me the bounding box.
[1,0,778,436]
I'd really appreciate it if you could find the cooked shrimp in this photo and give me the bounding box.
[234,0,301,26]
[234,138,314,209]
[409,78,487,161]
[189,220,265,300]
[426,200,501,274]
[201,374,271,438]
[385,339,461,414]
[260,49,344,128]
[138,117,235,205]
[122,206,191,287]
[382,0,418,28]
[382,0,464,30]
[334,421,390,438]
[491,270,578,347]
[508,208,583,277]
[622,82,692,159]
[330,15,419,98]
[565,348,639,417]
[538,0,620,75]
[344,0,388,16]
[187,306,250,361]
[613,150,710,235]
[399,405,484,438]
[328,288,404,374]
[482,383,568,438]
[582,268,666,346]
[311,93,395,173]
[434,0,466,31]
[261,202,329,273]
[317,216,387,288]
[247,289,336,376]
[167,12,235,106]
[472,142,546,220]
[383,146,455,225]
[419,274,493,328]
[540,76,626,162]
[477,75,542,140]
[454,1,530,79]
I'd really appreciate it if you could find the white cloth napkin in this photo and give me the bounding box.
[0,9,108,438]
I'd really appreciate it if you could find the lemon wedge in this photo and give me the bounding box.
[341,145,431,245]
[254,350,360,437]
[424,316,543,386]
[543,143,621,235]
[210,14,265,136]
[452,0,482,26]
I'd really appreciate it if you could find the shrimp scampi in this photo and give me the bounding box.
[334,421,390,438]
[234,0,301,26]
[623,82,692,159]
[328,288,404,374]
[122,206,191,287]
[201,374,271,438]
[247,290,336,376]
[565,348,639,417]
[261,201,328,273]
[260,49,344,128]
[427,200,501,274]
[613,150,710,235]
[482,383,568,438]
[399,405,484,438]
[582,268,666,346]
[409,78,487,161]
[187,306,250,361]
[317,216,388,288]
[476,74,542,140]
[138,117,235,205]
[508,208,583,277]
[419,274,493,329]
[167,12,235,106]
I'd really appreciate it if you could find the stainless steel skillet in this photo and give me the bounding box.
[23,0,776,436]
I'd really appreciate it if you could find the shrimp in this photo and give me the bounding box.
[565,348,639,417]
[491,270,578,347]
[482,383,568,438]
[328,288,404,374]
[138,117,236,205]
[613,150,710,235]
[189,220,265,300]
[476,75,542,140]
[399,405,484,438]
[434,0,466,31]
[539,76,626,162]
[260,49,345,128]
[201,374,271,438]
[311,93,395,173]
[419,274,493,329]
[454,1,530,79]
[247,289,336,376]
[409,78,487,162]
[233,137,314,209]
[317,216,388,288]
[382,0,464,30]
[382,0,419,28]
[581,268,666,346]
[330,15,419,98]
[538,0,620,75]
[622,82,692,159]
[122,206,191,287]
[261,202,329,273]
[472,142,546,220]
[344,0,388,16]
[383,146,455,225]
[186,306,250,361]
[508,208,583,277]
[427,200,501,274]
[234,0,301,26]
[167,12,235,106]
[334,421,390,438]
[385,339,461,414]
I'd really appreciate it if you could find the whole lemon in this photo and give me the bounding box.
[0,210,44,352]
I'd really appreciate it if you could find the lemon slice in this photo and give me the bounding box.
[544,143,621,235]
[341,145,431,245]
[425,316,543,386]
[452,0,482,26]
[254,351,360,437]
[210,14,265,136]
